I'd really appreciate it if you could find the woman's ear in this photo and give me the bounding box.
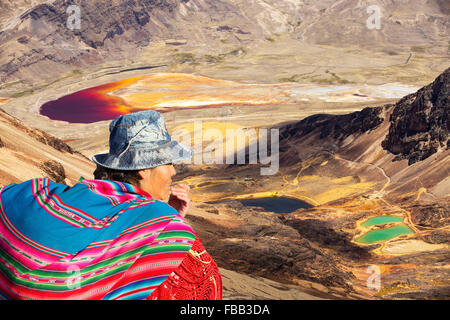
[138,169,152,180]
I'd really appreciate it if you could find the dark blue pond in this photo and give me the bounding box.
[237,196,312,213]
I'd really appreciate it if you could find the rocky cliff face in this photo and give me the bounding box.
[0,0,185,80]
[277,104,389,169]
[381,68,449,165]
[280,105,386,144]
[21,0,180,49]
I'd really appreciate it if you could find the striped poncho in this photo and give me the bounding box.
[0,178,197,300]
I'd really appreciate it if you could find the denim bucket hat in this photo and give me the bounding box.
[92,110,193,170]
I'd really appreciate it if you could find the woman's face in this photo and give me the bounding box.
[138,164,176,201]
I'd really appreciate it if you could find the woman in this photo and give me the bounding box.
[0,110,222,300]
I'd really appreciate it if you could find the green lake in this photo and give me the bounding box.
[361,216,404,226]
[356,223,414,244]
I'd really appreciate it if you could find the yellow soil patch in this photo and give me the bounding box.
[291,175,378,205]
[313,182,378,204]
[379,239,448,256]
[298,175,358,184]
[298,175,321,181]
[182,172,319,206]
[186,172,377,206]
[375,282,420,297]
[172,121,260,159]
[330,176,357,184]
[173,121,244,138]
[415,187,427,201]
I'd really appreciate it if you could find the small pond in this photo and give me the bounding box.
[361,216,404,227]
[236,196,312,214]
[356,223,414,244]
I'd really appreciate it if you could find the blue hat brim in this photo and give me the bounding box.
[92,140,193,170]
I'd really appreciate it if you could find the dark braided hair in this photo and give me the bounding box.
[93,165,142,186]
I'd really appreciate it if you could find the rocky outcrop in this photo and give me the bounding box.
[186,201,357,294]
[215,235,354,291]
[280,105,385,143]
[39,160,66,184]
[409,203,450,229]
[407,202,450,244]
[381,68,449,165]
[279,215,373,261]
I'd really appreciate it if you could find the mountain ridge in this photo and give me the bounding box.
[0,0,448,83]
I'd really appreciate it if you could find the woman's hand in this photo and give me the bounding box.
[168,183,191,218]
